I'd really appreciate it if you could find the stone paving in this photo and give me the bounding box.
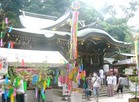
[53,93,132,102]
[88,94,131,102]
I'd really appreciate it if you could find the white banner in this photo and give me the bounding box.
[0,57,8,74]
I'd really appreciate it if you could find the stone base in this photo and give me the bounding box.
[129,98,139,102]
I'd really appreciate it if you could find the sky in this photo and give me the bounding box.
[81,0,139,30]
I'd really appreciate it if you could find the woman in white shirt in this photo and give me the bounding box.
[92,73,101,102]
[112,73,117,94]
[107,72,114,97]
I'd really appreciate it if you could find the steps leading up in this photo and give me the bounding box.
[53,85,130,99]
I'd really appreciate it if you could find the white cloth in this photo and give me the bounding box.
[99,69,104,78]
[112,76,117,85]
[14,79,25,94]
[107,76,113,84]
[92,77,101,87]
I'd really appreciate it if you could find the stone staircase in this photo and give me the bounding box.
[53,85,130,100]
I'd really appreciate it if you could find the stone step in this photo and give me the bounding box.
[53,87,130,98]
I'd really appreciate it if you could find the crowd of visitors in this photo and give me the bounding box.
[83,68,126,102]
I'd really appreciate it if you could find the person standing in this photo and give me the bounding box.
[83,78,91,101]
[117,74,124,97]
[92,73,101,102]
[0,75,10,102]
[112,73,117,95]
[99,69,104,85]
[107,72,114,97]
[14,78,25,102]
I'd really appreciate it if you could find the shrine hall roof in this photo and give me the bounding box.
[11,10,131,48]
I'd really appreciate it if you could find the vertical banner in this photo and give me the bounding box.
[134,34,139,78]
[70,1,80,60]
[0,57,8,74]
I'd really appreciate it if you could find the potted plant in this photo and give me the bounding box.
[128,69,139,102]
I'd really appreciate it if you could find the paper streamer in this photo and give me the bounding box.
[35,88,38,98]
[32,74,38,85]
[10,41,14,49]
[5,76,9,84]
[14,89,16,96]
[43,81,46,90]
[22,59,25,66]
[41,89,45,100]
[39,75,42,81]
[8,27,12,33]
[47,78,51,87]
[10,94,14,102]
[84,70,86,76]
[15,78,19,88]
[8,88,14,97]
[24,81,27,91]
[4,90,7,99]
[2,21,5,29]
[8,42,11,49]
[70,10,79,60]
[5,18,8,24]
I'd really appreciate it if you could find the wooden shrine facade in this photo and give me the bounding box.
[2,11,131,74]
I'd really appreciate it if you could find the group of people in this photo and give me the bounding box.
[0,75,25,102]
[83,69,125,102]
[83,73,101,102]
[107,72,124,97]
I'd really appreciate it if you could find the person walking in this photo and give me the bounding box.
[117,74,124,97]
[107,72,114,97]
[92,73,101,102]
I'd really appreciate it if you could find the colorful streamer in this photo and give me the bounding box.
[8,27,12,33]
[10,94,14,102]
[43,81,46,90]
[15,78,19,88]
[2,21,5,30]
[70,3,79,60]
[41,89,45,100]
[32,74,38,85]
[5,76,9,84]
[35,88,38,98]
[8,42,11,49]
[22,59,25,66]
[8,88,14,97]
[5,18,8,24]
[47,78,51,87]
[24,81,27,91]
[4,90,8,99]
